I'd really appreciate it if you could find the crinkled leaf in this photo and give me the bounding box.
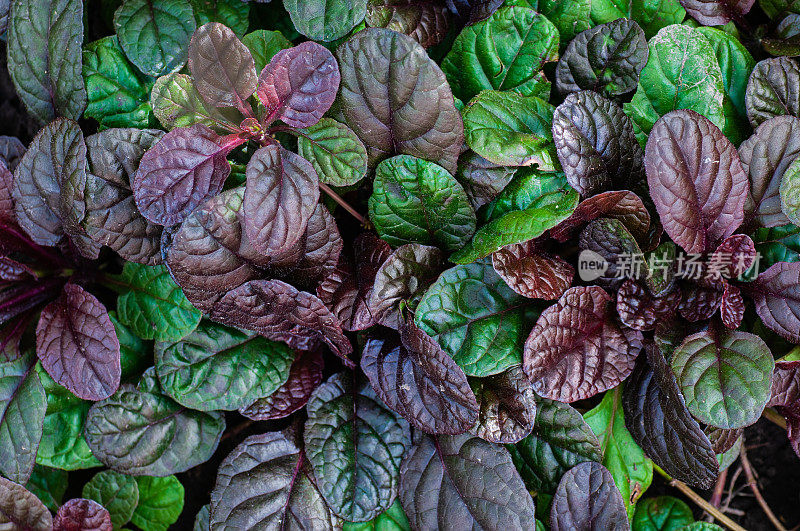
[442,6,558,103]
[745,56,800,127]
[550,462,628,531]
[369,155,476,252]
[85,387,225,476]
[632,495,694,531]
[156,320,294,411]
[114,0,196,77]
[297,118,368,187]
[748,261,800,342]
[679,284,724,322]
[304,372,410,522]
[361,323,479,435]
[720,282,745,329]
[150,73,240,131]
[54,498,112,531]
[556,18,648,97]
[365,0,450,48]
[190,0,249,37]
[579,218,644,290]
[680,0,755,25]
[491,239,574,300]
[115,262,201,342]
[0,476,53,530]
[400,432,535,529]
[415,259,536,377]
[551,190,651,244]
[130,475,184,531]
[284,0,368,41]
[336,28,463,173]
[456,153,517,211]
[553,90,644,196]
[6,0,86,123]
[470,365,536,444]
[239,349,323,421]
[463,90,558,169]
[622,345,719,489]
[82,470,139,529]
[509,397,602,493]
[616,279,681,331]
[25,465,67,513]
[242,29,292,73]
[210,430,338,530]
[645,110,747,254]
[133,124,240,226]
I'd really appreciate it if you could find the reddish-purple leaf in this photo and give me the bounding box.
[680,0,755,25]
[239,349,324,420]
[720,282,745,329]
[705,425,743,454]
[616,280,681,331]
[35,283,121,401]
[623,345,720,489]
[188,23,257,112]
[0,160,13,222]
[315,252,356,327]
[133,125,243,226]
[361,322,479,435]
[768,360,800,408]
[779,402,800,457]
[53,499,112,531]
[471,365,537,444]
[712,234,756,278]
[257,41,340,128]
[645,110,748,254]
[0,278,64,327]
[550,462,628,531]
[523,286,644,402]
[550,190,650,243]
[491,240,574,300]
[286,203,343,289]
[208,279,353,367]
[749,261,800,342]
[679,284,724,322]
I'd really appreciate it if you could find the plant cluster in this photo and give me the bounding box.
[0,0,798,529]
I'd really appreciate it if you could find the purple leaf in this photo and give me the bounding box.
[720,282,745,329]
[0,160,13,222]
[35,283,121,401]
[712,234,756,278]
[679,284,723,322]
[768,360,800,408]
[645,110,748,254]
[470,365,537,444]
[523,286,644,402]
[616,280,681,331]
[550,190,650,243]
[257,41,340,128]
[491,239,574,300]
[749,261,800,342]
[133,125,243,226]
[53,498,112,531]
[680,0,755,25]
[550,462,628,531]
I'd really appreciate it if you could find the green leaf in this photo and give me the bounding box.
[82,470,139,528]
[368,155,476,252]
[591,0,687,39]
[83,36,156,129]
[150,73,236,131]
[35,365,102,470]
[130,475,184,531]
[670,329,775,429]
[6,0,86,123]
[441,6,559,102]
[190,0,249,37]
[342,500,410,531]
[110,315,151,382]
[632,496,694,530]
[297,118,368,187]
[115,262,202,342]
[0,352,46,484]
[25,466,67,513]
[304,372,410,522]
[242,29,292,73]
[540,0,591,43]
[463,91,559,169]
[781,158,800,226]
[415,259,538,376]
[155,320,294,411]
[283,0,368,41]
[695,27,755,146]
[759,0,800,18]
[479,169,572,223]
[584,387,653,519]
[508,397,602,493]
[752,224,800,268]
[84,387,225,476]
[624,24,725,146]
[114,0,197,77]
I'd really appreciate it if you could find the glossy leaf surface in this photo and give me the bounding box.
[53,498,112,531]
[491,240,574,300]
[745,57,800,127]
[284,0,368,41]
[471,365,537,444]
[550,462,628,531]
[82,470,139,529]
[749,261,800,342]
[297,118,368,187]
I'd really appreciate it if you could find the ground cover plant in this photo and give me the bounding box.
[0,0,799,529]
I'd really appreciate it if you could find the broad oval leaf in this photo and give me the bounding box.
[553,90,644,196]
[745,56,800,127]
[36,283,121,401]
[54,498,113,531]
[749,261,800,342]
[369,155,476,252]
[150,73,239,131]
[400,433,535,529]
[190,0,249,37]
[456,152,517,211]
[284,0,368,41]
[645,110,748,254]
[84,387,225,476]
[471,365,537,444]
[524,286,644,402]
[365,1,450,48]
[210,430,338,530]
[114,0,196,77]
[442,6,559,102]
[361,323,479,435]
[781,156,800,226]
[556,18,648,97]
[0,476,53,530]
[133,124,241,226]
[415,259,536,377]
[130,475,184,531]
[463,91,558,169]
[671,329,774,429]
[550,462,628,531]
[616,279,681,332]
[740,115,800,228]
[680,0,754,24]
[242,29,292,73]
[257,41,339,128]
[623,345,720,489]
[336,28,463,174]
[82,470,139,529]
[491,239,574,300]
[7,0,86,123]
[632,495,694,531]
[156,320,294,411]
[304,372,410,522]
[297,118,368,187]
